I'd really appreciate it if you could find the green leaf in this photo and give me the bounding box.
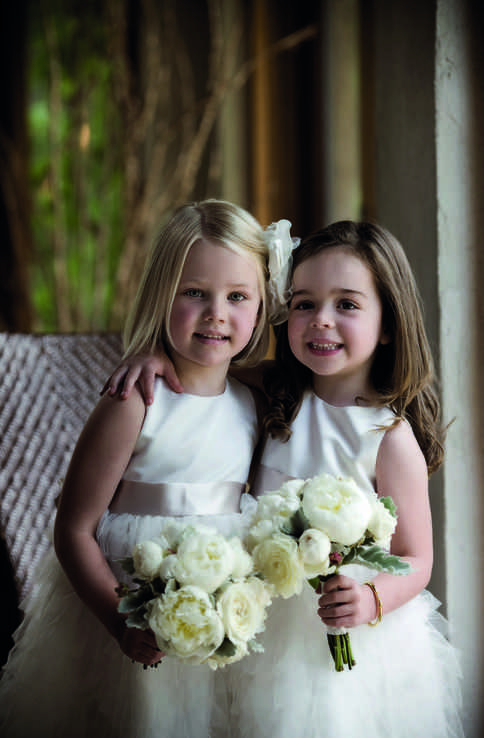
[118,587,152,613]
[379,496,398,518]
[352,544,413,575]
[118,557,136,576]
[307,576,320,591]
[214,638,237,658]
[281,508,309,538]
[125,609,149,630]
[149,577,166,597]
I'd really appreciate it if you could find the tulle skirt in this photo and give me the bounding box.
[0,510,464,738]
[227,564,464,738]
[0,509,250,738]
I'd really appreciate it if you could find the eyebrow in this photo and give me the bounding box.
[291,287,367,298]
[179,279,257,291]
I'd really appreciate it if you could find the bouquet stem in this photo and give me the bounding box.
[327,632,356,672]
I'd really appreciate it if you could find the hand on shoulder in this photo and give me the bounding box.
[101,350,183,404]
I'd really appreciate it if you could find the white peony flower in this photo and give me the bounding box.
[367,494,397,547]
[158,553,178,581]
[132,540,164,580]
[247,518,277,550]
[216,577,271,649]
[301,474,372,545]
[249,491,301,539]
[277,479,306,499]
[252,532,305,598]
[171,528,234,593]
[253,492,300,529]
[228,537,254,579]
[298,528,332,578]
[147,585,224,661]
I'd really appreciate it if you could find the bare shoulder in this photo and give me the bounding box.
[78,385,147,448]
[376,418,428,484]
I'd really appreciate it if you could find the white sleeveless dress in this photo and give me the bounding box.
[0,377,258,738]
[228,391,464,738]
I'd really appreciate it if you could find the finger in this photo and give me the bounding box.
[322,574,353,594]
[100,366,129,396]
[318,603,356,625]
[318,599,352,616]
[137,368,157,405]
[318,589,354,610]
[142,648,164,666]
[163,363,184,394]
[120,370,143,400]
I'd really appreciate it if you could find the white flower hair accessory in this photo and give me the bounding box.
[264,219,300,324]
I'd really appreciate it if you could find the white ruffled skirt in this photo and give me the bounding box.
[0,509,464,738]
[0,509,249,738]
[227,563,464,738]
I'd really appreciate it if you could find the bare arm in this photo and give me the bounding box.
[54,391,163,664]
[318,420,433,627]
[102,349,274,404]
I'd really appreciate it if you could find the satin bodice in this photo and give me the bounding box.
[109,377,258,516]
[252,391,395,498]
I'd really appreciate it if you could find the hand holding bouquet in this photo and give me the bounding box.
[117,523,273,670]
[247,474,412,671]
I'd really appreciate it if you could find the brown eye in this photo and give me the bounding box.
[339,300,357,310]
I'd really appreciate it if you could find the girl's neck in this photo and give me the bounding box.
[174,361,228,397]
[312,374,377,407]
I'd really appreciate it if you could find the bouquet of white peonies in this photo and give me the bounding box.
[117,523,273,670]
[247,473,412,671]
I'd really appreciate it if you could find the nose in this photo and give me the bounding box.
[203,294,226,323]
[311,305,334,329]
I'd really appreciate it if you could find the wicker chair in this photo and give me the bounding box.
[0,332,123,663]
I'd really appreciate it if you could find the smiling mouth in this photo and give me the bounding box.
[308,341,341,351]
[194,332,229,342]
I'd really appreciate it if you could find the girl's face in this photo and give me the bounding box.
[288,247,389,403]
[168,239,261,390]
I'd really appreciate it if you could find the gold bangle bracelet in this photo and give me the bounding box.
[364,581,382,626]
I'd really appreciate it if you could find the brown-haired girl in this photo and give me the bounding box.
[101,220,464,738]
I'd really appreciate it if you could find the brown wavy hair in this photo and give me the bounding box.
[263,220,445,474]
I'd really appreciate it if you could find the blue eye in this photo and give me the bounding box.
[184,288,203,298]
[229,292,246,302]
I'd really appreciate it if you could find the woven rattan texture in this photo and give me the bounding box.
[0,333,123,599]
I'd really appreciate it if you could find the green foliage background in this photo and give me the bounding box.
[29,6,125,332]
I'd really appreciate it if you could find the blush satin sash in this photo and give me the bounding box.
[109,479,244,516]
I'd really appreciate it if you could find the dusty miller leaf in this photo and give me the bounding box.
[379,496,398,518]
[351,544,412,574]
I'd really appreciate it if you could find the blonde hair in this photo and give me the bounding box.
[124,199,270,367]
[264,220,445,474]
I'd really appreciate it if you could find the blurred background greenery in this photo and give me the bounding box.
[1,0,321,334]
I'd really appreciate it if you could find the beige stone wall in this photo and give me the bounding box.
[436,1,484,735]
[322,1,484,733]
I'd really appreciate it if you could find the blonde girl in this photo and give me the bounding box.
[0,200,290,738]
